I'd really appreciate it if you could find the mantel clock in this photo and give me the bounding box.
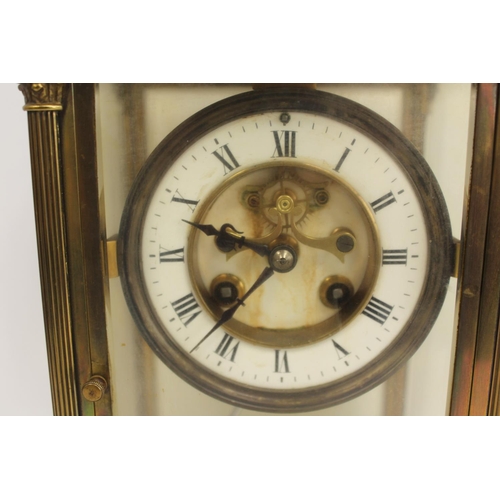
[20,83,500,416]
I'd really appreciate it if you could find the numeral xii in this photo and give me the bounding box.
[272,131,296,158]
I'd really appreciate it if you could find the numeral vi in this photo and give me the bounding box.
[274,350,290,373]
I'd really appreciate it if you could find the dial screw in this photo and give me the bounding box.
[336,233,355,253]
[82,376,107,402]
[314,189,329,206]
[280,112,291,125]
[325,282,351,307]
[269,245,297,273]
[214,282,239,306]
[320,276,354,309]
[246,193,260,209]
[211,274,245,307]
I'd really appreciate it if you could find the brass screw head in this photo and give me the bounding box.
[319,276,354,309]
[276,194,295,214]
[336,233,355,253]
[314,189,329,206]
[269,246,296,272]
[210,274,245,308]
[82,376,108,402]
[246,193,260,209]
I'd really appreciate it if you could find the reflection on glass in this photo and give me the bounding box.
[95,84,473,416]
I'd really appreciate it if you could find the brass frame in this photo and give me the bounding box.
[20,83,500,415]
[20,84,111,415]
[450,83,500,416]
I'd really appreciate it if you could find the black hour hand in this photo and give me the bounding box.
[182,219,220,237]
[183,220,270,256]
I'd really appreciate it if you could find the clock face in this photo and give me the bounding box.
[119,89,452,412]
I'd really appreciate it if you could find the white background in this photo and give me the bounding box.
[0,83,52,415]
[0,83,471,416]
[1,4,498,497]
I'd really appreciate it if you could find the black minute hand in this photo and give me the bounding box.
[189,266,274,353]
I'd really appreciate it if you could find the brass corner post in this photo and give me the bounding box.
[19,83,79,415]
[450,83,500,415]
[21,84,113,416]
[19,83,64,111]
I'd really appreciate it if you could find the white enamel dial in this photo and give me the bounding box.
[120,89,451,411]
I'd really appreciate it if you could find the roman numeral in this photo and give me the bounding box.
[274,350,290,373]
[215,333,239,362]
[370,191,396,213]
[382,249,408,266]
[171,293,202,327]
[212,145,240,175]
[272,130,296,158]
[171,190,199,212]
[334,147,351,172]
[159,246,184,263]
[362,296,394,325]
[332,340,350,360]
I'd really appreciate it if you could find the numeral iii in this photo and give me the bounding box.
[382,249,407,266]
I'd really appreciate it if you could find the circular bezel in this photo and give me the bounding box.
[118,88,453,413]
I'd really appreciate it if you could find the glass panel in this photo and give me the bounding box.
[95,84,474,415]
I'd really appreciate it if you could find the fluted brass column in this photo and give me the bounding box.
[19,83,79,415]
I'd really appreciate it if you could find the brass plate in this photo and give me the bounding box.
[187,162,381,348]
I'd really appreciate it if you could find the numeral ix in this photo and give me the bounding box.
[159,246,184,263]
[171,190,199,212]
